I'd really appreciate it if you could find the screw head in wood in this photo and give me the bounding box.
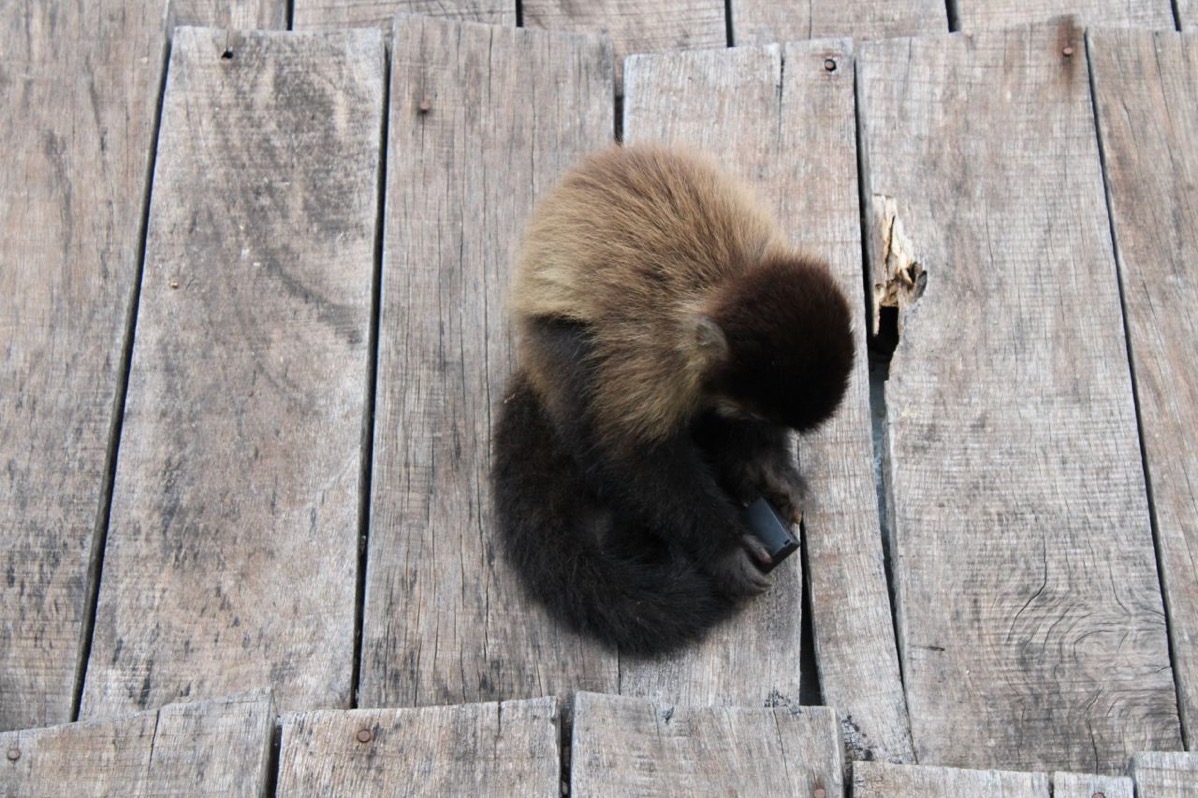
[356,728,373,743]
[1063,45,1075,56]
[5,747,19,761]
[418,98,432,114]
[823,58,837,72]
[1092,793,1105,798]
[814,788,826,798]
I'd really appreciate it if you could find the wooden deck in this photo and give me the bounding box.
[2,1,1197,795]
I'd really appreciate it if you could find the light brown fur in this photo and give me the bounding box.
[512,143,794,446]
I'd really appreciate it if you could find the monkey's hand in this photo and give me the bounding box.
[755,458,807,526]
[708,535,773,598]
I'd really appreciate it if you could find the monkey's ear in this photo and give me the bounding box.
[693,315,729,363]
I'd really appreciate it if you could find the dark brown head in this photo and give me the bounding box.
[698,255,855,432]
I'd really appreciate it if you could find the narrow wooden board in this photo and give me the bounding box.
[277,697,559,796]
[731,0,946,46]
[570,692,843,797]
[1131,752,1198,797]
[955,1,1174,30]
[293,0,514,30]
[0,691,274,796]
[1090,26,1198,745]
[360,15,616,709]
[857,20,1182,771]
[0,0,168,730]
[853,762,1050,797]
[81,27,384,717]
[1053,771,1134,798]
[522,0,726,90]
[171,0,287,28]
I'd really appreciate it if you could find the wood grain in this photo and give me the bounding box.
[277,697,559,796]
[1090,26,1198,746]
[360,15,616,710]
[857,20,1182,771]
[0,691,273,796]
[731,0,946,46]
[522,0,725,90]
[853,762,1050,797]
[570,692,842,797]
[1131,752,1198,797]
[954,1,1174,30]
[1053,771,1134,798]
[0,0,169,731]
[1183,3,1196,31]
[81,27,384,717]
[293,1,515,30]
[171,0,287,28]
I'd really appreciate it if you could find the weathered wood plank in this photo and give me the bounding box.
[1183,3,1196,31]
[293,0,514,30]
[570,692,842,797]
[857,20,1182,771]
[1131,752,1198,797]
[779,40,913,766]
[1053,771,1135,798]
[1090,26,1198,745]
[522,0,725,90]
[0,691,274,796]
[171,0,287,28]
[81,27,384,717]
[360,15,616,709]
[277,697,559,796]
[955,1,1174,30]
[731,0,945,46]
[0,0,169,731]
[853,762,1050,797]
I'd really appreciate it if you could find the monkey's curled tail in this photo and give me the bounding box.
[492,374,735,656]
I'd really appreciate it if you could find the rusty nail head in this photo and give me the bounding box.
[1092,793,1105,798]
[814,788,826,798]
[6,748,19,761]
[419,98,432,113]
[1063,45,1075,56]
[823,58,837,72]
[356,728,373,743]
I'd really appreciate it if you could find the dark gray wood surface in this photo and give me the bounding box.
[1090,26,1198,746]
[857,20,1182,771]
[570,692,843,797]
[81,27,384,717]
[0,0,169,731]
[359,15,617,710]
[277,697,560,796]
[0,691,273,796]
[730,0,946,45]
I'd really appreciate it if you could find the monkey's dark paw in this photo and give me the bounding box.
[710,538,772,598]
[757,462,807,525]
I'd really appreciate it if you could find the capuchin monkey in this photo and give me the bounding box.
[492,143,854,655]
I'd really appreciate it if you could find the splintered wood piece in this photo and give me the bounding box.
[954,1,1173,30]
[570,692,843,797]
[522,0,725,90]
[1090,26,1198,744]
[0,0,168,730]
[292,1,515,30]
[853,762,1050,797]
[359,15,616,709]
[171,0,288,28]
[81,27,384,717]
[1052,771,1134,798]
[857,20,1182,771]
[277,697,559,796]
[1131,752,1198,797]
[0,691,274,796]
[731,0,945,46]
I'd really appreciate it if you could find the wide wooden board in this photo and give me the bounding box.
[955,1,1174,30]
[171,0,287,28]
[1053,771,1134,798]
[1090,26,1198,745]
[522,0,726,89]
[0,691,273,796]
[857,21,1182,771]
[731,0,946,46]
[1131,752,1198,797]
[293,0,514,30]
[277,697,559,796]
[0,0,169,730]
[570,692,843,797]
[360,15,616,709]
[853,762,1050,797]
[82,27,384,717]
